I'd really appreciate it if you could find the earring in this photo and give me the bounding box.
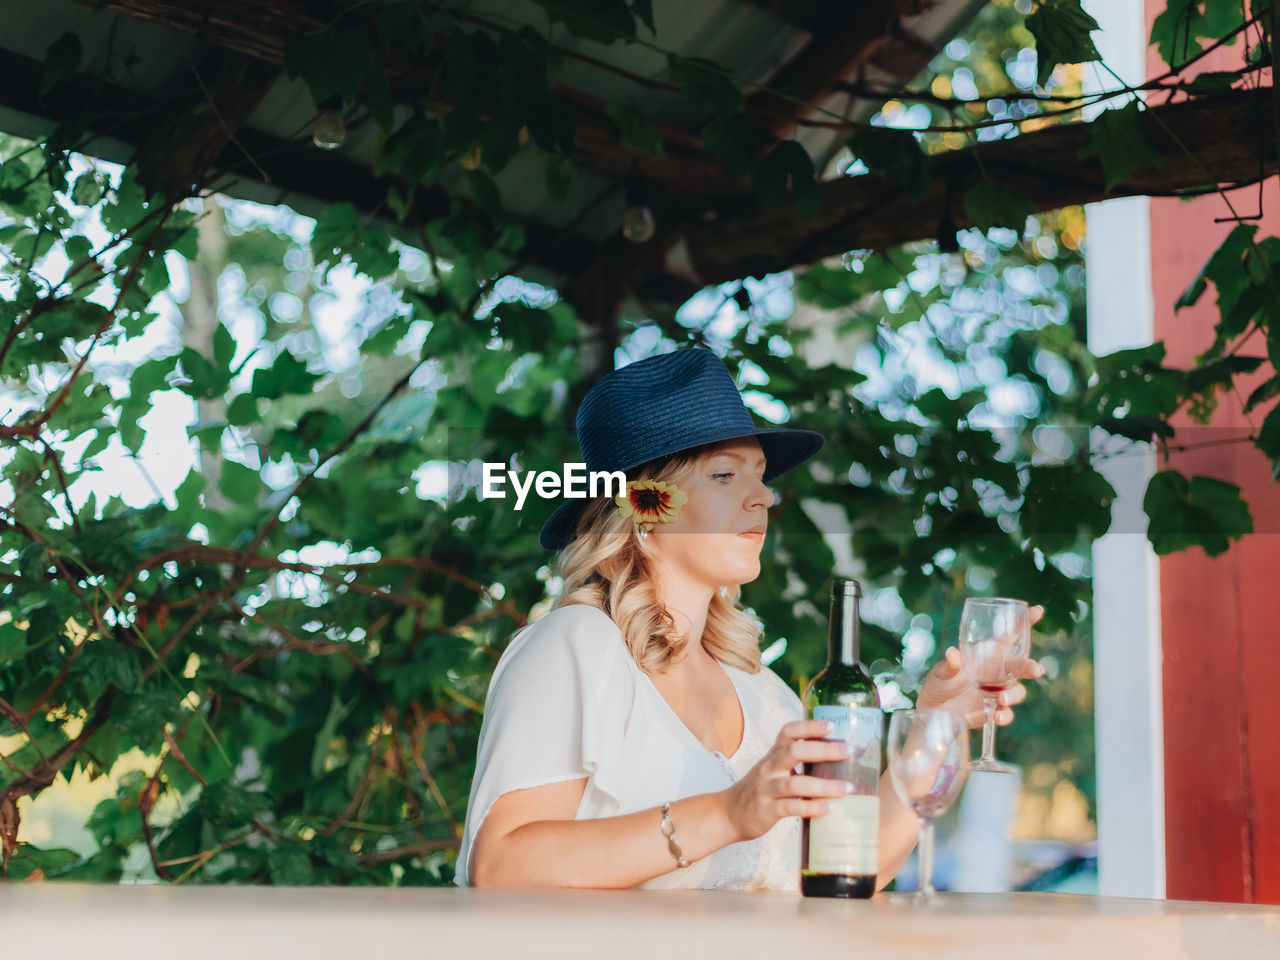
[639,524,650,541]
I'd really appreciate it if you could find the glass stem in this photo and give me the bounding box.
[981,695,998,763]
[917,816,936,897]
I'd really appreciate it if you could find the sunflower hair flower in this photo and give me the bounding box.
[616,479,687,526]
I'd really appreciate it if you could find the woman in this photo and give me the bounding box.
[455,348,1043,890]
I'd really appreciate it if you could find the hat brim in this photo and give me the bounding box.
[537,427,824,551]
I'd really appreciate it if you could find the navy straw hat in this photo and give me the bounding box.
[539,349,824,550]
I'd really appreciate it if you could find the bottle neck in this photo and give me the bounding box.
[827,591,861,666]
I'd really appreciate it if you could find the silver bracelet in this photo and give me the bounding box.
[660,802,691,868]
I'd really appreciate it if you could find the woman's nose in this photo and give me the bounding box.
[746,475,773,509]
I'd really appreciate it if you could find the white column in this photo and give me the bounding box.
[1082,0,1166,899]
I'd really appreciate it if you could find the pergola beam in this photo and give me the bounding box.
[63,0,740,199]
[684,90,1280,284]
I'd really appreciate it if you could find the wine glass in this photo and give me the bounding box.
[886,708,969,903]
[958,597,1031,774]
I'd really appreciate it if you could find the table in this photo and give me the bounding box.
[4,884,1279,959]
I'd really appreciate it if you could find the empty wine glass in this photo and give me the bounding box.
[959,597,1031,774]
[886,708,969,903]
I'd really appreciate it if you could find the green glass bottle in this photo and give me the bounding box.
[800,577,882,898]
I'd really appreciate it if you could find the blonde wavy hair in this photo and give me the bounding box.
[553,441,764,676]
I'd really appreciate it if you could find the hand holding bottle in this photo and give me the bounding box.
[719,719,852,843]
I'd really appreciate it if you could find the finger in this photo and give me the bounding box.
[1000,684,1027,707]
[778,719,836,743]
[933,646,964,679]
[995,706,1015,726]
[787,774,855,799]
[786,739,854,765]
[1029,604,1045,626]
[782,798,835,819]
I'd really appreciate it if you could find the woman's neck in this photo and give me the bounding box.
[651,567,716,669]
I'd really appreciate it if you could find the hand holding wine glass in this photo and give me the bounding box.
[886,709,969,903]
[916,603,1045,743]
[958,598,1031,773]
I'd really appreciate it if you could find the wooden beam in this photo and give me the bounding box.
[64,0,741,199]
[683,90,1280,284]
[739,0,833,35]
[0,45,599,280]
[744,0,901,141]
[134,49,281,201]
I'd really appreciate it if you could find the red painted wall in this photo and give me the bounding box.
[1146,4,1280,903]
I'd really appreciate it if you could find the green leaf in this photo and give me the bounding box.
[251,350,320,400]
[752,141,817,219]
[75,637,143,696]
[1243,375,1280,415]
[178,346,226,400]
[1183,71,1238,96]
[349,226,399,280]
[1027,0,1101,88]
[41,32,82,97]
[1143,470,1253,557]
[631,0,655,33]
[703,115,757,179]
[311,202,359,262]
[524,94,577,158]
[268,845,315,885]
[0,619,27,666]
[283,29,373,106]
[605,100,665,158]
[212,323,236,372]
[226,393,258,427]
[1184,355,1264,394]
[220,461,259,505]
[530,0,636,44]
[1210,227,1263,322]
[1258,405,1280,460]
[101,168,149,234]
[378,115,445,185]
[795,257,900,309]
[1150,0,1245,70]
[962,178,1033,235]
[70,171,105,206]
[846,127,932,203]
[668,56,742,117]
[224,673,293,720]
[366,64,394,132]
[376,3,431,54]
[1078,102,1162,192]
[310,203,398,278]
[197,779,269,829]
[1174,272,1207,310]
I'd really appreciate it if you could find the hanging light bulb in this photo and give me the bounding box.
[622,162,656,243]
[313,96,346,150]
[622,206,656,243]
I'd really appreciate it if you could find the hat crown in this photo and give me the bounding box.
[575,350,756,472]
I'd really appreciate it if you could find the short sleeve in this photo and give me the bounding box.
[454,605,632,886]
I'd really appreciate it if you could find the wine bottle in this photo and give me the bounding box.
[800,577,882,898]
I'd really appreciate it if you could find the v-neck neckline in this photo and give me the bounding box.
[634,654,748,763]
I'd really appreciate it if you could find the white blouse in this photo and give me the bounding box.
[454,603,805,891]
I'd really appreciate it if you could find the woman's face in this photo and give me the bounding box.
[646,437,773,590]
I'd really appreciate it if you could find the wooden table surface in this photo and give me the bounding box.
[4,884,1279,959]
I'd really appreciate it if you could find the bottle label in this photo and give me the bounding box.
[813,705,882,767]
[808,794,879,875]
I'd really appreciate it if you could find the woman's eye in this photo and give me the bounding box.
[711,472,734,483]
